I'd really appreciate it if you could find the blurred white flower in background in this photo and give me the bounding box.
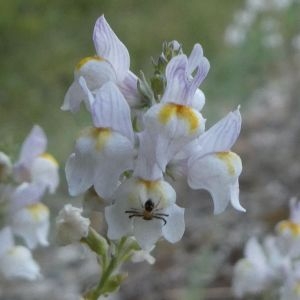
[233,198,300,298]
[0,125,59,280]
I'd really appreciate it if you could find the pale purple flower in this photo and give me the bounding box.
[65,81,135,199]
[186,107,244,214]
[62,15,140,113]
[134,54,209,179]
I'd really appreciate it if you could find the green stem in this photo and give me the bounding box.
[84,236,136,300]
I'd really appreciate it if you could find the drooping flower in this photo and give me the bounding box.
[105,177,184,250]
[65,80,135,199]
[0,227,41,280]
[56,204,90,246]
[62,15,140,113]
[186,107,244,214]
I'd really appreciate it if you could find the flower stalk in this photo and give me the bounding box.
[82,235,139,299]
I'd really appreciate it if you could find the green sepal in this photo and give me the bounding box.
[137,71,155,106]
[82,227,109,257]
[102,273,128,294]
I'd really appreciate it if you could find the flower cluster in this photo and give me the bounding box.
[61,15,244,253]
[0,126,59,280]
[233,198,300,299]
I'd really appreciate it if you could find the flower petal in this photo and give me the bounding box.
[161,55,189,105]
[187,56,210,103]
[133,218,162,250]
[117,71,141,107]
[190,107,242,162]
[16,125,47,167]
[31,154,59,194]
[65,152,94,197]
[91,81,134,143]
[188,152,244,214]
[134,130,164,180]
[245,237,267,266]
[93,132,134,198]
[11,203,50,249]
[162,204,185,243]
[105,202,132,240]
[187,43,204,74]
[61,80,87,113]
[67,130,134,198]
[0,246,41,280]
[161,54,209,107]
[93,15,130,81]
[10,182,45,212]
[191,88,205,111]
[142,103,205,172]
[56,204,90,245]
[75,57,116,90]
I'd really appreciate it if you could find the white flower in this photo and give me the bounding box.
[62,15,140,113]
[134,54,209,179]
[276,198,300,258]
[0,227,41,280]
[105,178,184,250]
[56,204,90,246]
[10,203,50,249]
[65,81,135,198]
[13,125,59,196]
[186,107,244,214]
[232,237,274,297]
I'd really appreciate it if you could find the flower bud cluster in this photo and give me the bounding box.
[0,125,59,280]
[62,15,244,253]
[233,198,300,299]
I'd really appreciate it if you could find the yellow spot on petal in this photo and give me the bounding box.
[75,56,104,70]
[135,178,170,208]
[89,128,112,151]
[39,152,59,167]
[27,203,49,222]
[138,179,160,191]
[216,151,240,176]
[158,103,200,133]
[277,220,300,237]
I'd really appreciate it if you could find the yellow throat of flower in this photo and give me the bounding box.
[158,103,200,133]
[75,56,104,70]
[277,220,300,237]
